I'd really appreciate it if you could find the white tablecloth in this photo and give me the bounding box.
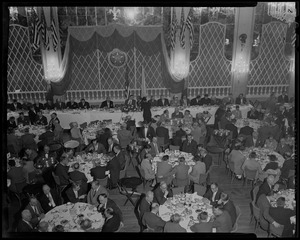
[159,193,213,232]
[41,202,104,232]
[14,125,45,143]
[270,189,295,210]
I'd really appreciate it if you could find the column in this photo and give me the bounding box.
[231,7,256,99]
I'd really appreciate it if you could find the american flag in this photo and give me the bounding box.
[40,9,50,51]
[170,7,178,50]
[51,17,59,51]
[31,10,41,52]
[179,7,185,49]
[186,8,194,48]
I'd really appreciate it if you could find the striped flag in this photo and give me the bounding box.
[40,9,50,51]
[124,64,130,99]
[170,7,178,50]
[179,7,185,49]
[51,13,59,51]
[31,10,41,52]
[186,8,194,48]
[291,29,296,48]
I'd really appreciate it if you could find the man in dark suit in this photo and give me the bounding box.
[106,137,117,153]
[173,125,186,146]
[17,210,35,232]
[102,208,121,232]
[149,137,162,157]
[181,134,198,156]
[17,112,30,126]
[200,149,213,172]
[156,121,170,146]
[148,96,157,107]
[247,108,259,119]
[200,94,211,106]
[33,99,44,112]
[156,95,170,107]
[139,191,154,219]
[100,96,114,109]
[65,183,87,203]
[98,128,112,150]
[255,175,275,204]
[54,99,66,110]
[78,98,90,109]
[34,111,48,126]
[25,197,45,227]
[22,99,33,111]
[269,197,295,237]
[28,106,37,125]
[203,183,223,207]
[113,145,126,170]
[225,121,239,140]
[139,121,156,143]
[222,93,234,105]
[212,206,232,232]
[106,151,121,188]
[20,128,38,151]
[217,193,237,227]
[7,116,17,129]
[98,193,123,223]
[38,126,54,147]
[190,211,213,232]
[90,163,107,181]
[43,100,55,110]
[38,184,60,213]
[87,180,108,206]
[214,105,226,129]
[239,121,254,136]
[277,91,289,104]
[69,162,88,193]
[55,154,70,186]
[66,99,78,109]
[9,99,22,111]
[48,112,60,131]
[124,95,137,108]
[235,93,247,105]
[280,153,294,180]
[190,95,202,106]
[153,181,173,205]
[142,203,166,232]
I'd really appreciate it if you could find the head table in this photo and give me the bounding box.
[241,147,285,170]
[159,193,213,232]
[152,150,195,174]
[7,104,252,129]
[41,202,105,232]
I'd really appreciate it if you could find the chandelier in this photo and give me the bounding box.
[267,2,296,26]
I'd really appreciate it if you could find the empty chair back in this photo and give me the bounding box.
[251,201,260,220]
[194,184,206,196]
[172,186,185,195]
[269,223,284,237]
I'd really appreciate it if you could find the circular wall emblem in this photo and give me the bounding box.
[108,48,128,68]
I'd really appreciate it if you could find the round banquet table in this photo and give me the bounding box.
[270,189,295,210]
[14,125,46,143]
[241,147,285,170]
[159,193,213,232]
[152,151,195,174]
[68,153,110,183]
[41,202,105,232]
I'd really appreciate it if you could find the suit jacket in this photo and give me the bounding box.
[25,201,45,227]
[139,197,152,218]
[228,150,245,175]
[106,155,121,186]
[7,166,27,192]
[141,159,155,180]
[277,95,289,104]
[54,102,66,110]
[276,143,291,156]
[203,189,222,206]
[142,212,166,232]
[87,185,108,206]
[225,123,238,139]
[173,164,189,187]
[156,126,170,145]
[164,222,186,232]
[139,126,156,140]
[102,214,120,232]
[239,126,254,136]
[247,110,259,119]
[20,133,38,151]
[7,120,17,129]
[38,189,60,213]
[7,133,20,154]
[263,162,278,172]
[28,109,37,124]
[117,129,133,149]
[156,98,170,107]
[156,161,174,179]
[78,101,90,109]
[48,117,60,131]
[235,97,247,105]
[223,200,237,226]
[43,103,55,110]
[148,99,157,107]
[256,180,273,204]
[173,129,186,146]
[199,98,211,106]
[116,151,126,170]
[149,141,162,157]
[17,220,34,232]
[256,194,275,230]
[9,102,22,111]
[66,101,78,109]
[100,100,114,108]
[86,142,107,154]
[34,115,48,126]
[212,211,232,232]
[33,103,44,112]
[38,131,54,146]
[190,221,213,232]
[69,170,88,183]
[181,139,197,156]
[171,112,184,119]
[65,186,86,203]
[106,143,117,153]
[105,198,123,222]
[280,158,295,179]
[269,206,295,237]
[153,186,173,205]
[190,98,201,106]
[189,161,206,183]
[55,163,70,186]
[124,99,137,108]
[90,166,107,180]
[17,116,30,126]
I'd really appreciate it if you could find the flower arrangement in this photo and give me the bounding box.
[121,105,137,113]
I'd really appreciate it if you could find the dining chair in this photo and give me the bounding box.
[268,223,284,237]
[96,176,108,188]
[117,182,141,207]
[136,195,147,232]
[231,205,241,232]
[251,201,261,233]
[194,184,206,196]
[172,186,185,195]
[243,168,258,187]
[169,145,180,151]
[51,171,68,201]
[251,185,260,204]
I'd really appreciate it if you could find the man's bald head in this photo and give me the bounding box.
[22,209,32,222]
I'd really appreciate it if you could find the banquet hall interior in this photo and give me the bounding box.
[3,3,297,236]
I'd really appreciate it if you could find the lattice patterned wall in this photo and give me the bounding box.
[248,22,291,96]
[187,22,232,97]
[7,25,45,94]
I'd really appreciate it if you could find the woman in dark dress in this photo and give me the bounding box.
[141,97,152,123]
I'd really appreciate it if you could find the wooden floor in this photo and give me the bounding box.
[4,151,269,237]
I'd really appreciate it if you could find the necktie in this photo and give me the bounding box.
[93,190,97,197]
[154,143,158,154]
[128,100,131,105]
[34,206,39,215]
[145,128,148,137]
[74,190,78,199]
[48,194,55,207]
